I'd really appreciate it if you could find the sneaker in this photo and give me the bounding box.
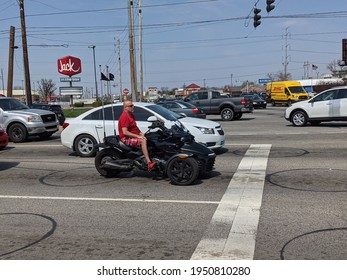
[147,161,157,172]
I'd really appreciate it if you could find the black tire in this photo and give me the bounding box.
[167,157,199,186]
[220,107,234,121]
[233,113,242,120]
[95,149,122,177]
[8,123,28,143]
[291,110,308,127]
[74,134,97,157]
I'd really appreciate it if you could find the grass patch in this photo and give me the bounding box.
[63,108,92,118]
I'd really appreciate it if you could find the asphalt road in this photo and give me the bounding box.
[0,106,347,260]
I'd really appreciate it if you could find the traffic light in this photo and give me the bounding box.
[266,0,275,13]
[253,8,261,28]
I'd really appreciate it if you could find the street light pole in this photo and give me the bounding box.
[88,45,99,101]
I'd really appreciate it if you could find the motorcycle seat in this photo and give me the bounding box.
[115,135,135,151]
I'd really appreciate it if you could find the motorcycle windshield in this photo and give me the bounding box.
[147,104,189,133]
[172,120,189,133]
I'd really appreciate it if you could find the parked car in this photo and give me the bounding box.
[284,86,347,126]
[0,97,59,143]
[184,90,253,121]
[156,100,206,118]
[0,126,8,150]
[61,102,225,157]
[240,93,267,109]
[31,103,65,125]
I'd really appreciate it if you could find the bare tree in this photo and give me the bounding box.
[267,71,292,81]
[326,60,339,73]
[36,78,56,102]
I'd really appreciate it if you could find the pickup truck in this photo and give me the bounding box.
[0,97,59,143]
[184,91,253,120]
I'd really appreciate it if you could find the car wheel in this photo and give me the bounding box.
[74,134,97,157]
[8,123,28,143]
[221,108,234,121]
[291,110,308,127]
[167,157,199,186]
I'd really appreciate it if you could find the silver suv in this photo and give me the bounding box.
[0,97,59,142]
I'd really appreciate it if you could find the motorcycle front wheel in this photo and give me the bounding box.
[95,149,123,177]
[167,157,199,186]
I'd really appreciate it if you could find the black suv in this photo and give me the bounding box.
[31,103,65,125]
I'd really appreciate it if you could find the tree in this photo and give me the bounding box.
[326,60,347,78]
[267,71,292,81]
[37,78,56,102]
[326,60,339,73]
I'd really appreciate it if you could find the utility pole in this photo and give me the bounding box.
[282,27,290,80]
[7,26,16,97]
[18,0,32,106]
[128,0,137,101]
[117,39,123,101]
[139,0,143,101]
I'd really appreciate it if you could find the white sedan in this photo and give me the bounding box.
[61,102,225,157]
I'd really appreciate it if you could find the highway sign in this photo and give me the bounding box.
[258,78,272,85]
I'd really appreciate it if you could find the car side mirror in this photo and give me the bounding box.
[147,116,157,122]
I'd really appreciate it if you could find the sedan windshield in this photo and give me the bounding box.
[147,104,183,121]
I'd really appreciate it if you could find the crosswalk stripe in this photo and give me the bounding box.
[191,144,271,260]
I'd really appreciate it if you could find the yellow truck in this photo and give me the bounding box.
[266,80,309,106]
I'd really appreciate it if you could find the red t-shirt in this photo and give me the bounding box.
[118,112,140,139]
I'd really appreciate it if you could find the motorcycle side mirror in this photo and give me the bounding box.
[147,116,157,122]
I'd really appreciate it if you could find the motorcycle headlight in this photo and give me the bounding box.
[195,126,214,134]
[28,115,42,122]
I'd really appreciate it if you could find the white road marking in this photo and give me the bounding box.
[0,195,219,205]
[191,144,271,260]
[1,144,271,260]
[8,144,63,147]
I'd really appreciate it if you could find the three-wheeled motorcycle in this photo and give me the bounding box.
[94,116,216,185]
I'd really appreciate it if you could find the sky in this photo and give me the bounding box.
[1,0,347,97]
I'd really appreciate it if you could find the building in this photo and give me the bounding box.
[0,89,39,103]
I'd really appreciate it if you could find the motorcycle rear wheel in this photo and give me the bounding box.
[95,149,123,177]
[167,157,199,186]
